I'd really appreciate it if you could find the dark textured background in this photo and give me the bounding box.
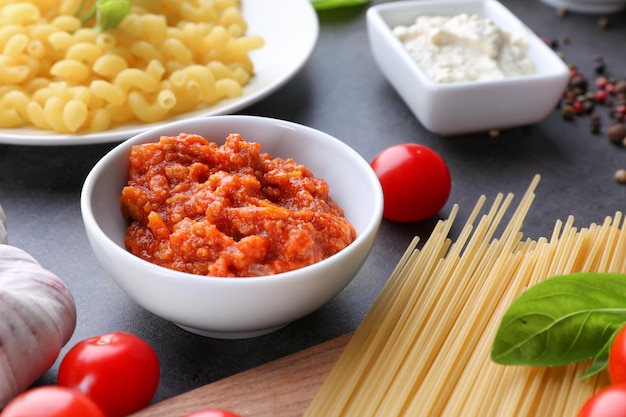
[1,0,625,404]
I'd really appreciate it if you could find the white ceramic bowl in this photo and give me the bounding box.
[539,0,626,14]
[81,115,383,339]
[366,0,570,136]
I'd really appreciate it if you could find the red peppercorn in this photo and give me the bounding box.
[596,76,609,89]
[572,101,584,114]
[595,90,608,103]
[616,104,626,115]
[605,83,616,95]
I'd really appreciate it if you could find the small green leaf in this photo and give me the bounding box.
[75,0,133,31]
[94,0,132,31]
[491,272,626,368]
[311,0,369,11]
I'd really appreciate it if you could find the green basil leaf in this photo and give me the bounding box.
[311,0,369,11]
[579,324,623,379]
[580,343,610,378]
[491,272,626,367]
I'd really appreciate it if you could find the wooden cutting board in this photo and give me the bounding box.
[131,334,351,417]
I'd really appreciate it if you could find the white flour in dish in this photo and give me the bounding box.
[393,14,536,83]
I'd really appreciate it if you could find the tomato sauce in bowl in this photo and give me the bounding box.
[119,133,356,277]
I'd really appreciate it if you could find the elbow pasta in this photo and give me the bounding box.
[0,0,264,134]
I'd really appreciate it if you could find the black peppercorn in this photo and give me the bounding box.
[561,104,575,120]
[570,75,588,91]
[607,123,626,144]
[590,121,601,134]
[595,62,606,74]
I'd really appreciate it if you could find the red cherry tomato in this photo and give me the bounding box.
[370,144,451,222]
[609,324,626,385]
[57,331,160,417]
[577,385,626,417]
[1,386,106,417]
[182,410,242,417]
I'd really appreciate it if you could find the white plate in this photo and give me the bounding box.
[538,0,626,14]
[0,0,319,146]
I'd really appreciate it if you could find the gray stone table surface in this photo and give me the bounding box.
[0,0,625,406]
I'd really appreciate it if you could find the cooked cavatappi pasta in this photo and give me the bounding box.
[0,0,264,133]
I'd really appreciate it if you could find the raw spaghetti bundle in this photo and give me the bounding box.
[305,174,624,417]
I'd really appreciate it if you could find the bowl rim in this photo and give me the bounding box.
[367,0,570,89]
[81,115,384,285]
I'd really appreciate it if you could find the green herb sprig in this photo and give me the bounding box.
[310,0,369,11]
[491,272,626,378]
[75,0,133,31]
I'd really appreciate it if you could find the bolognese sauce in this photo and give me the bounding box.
[119,133,356,277]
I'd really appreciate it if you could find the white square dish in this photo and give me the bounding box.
[366,0,570,136]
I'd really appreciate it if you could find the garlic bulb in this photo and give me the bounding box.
[0,206,77,407]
